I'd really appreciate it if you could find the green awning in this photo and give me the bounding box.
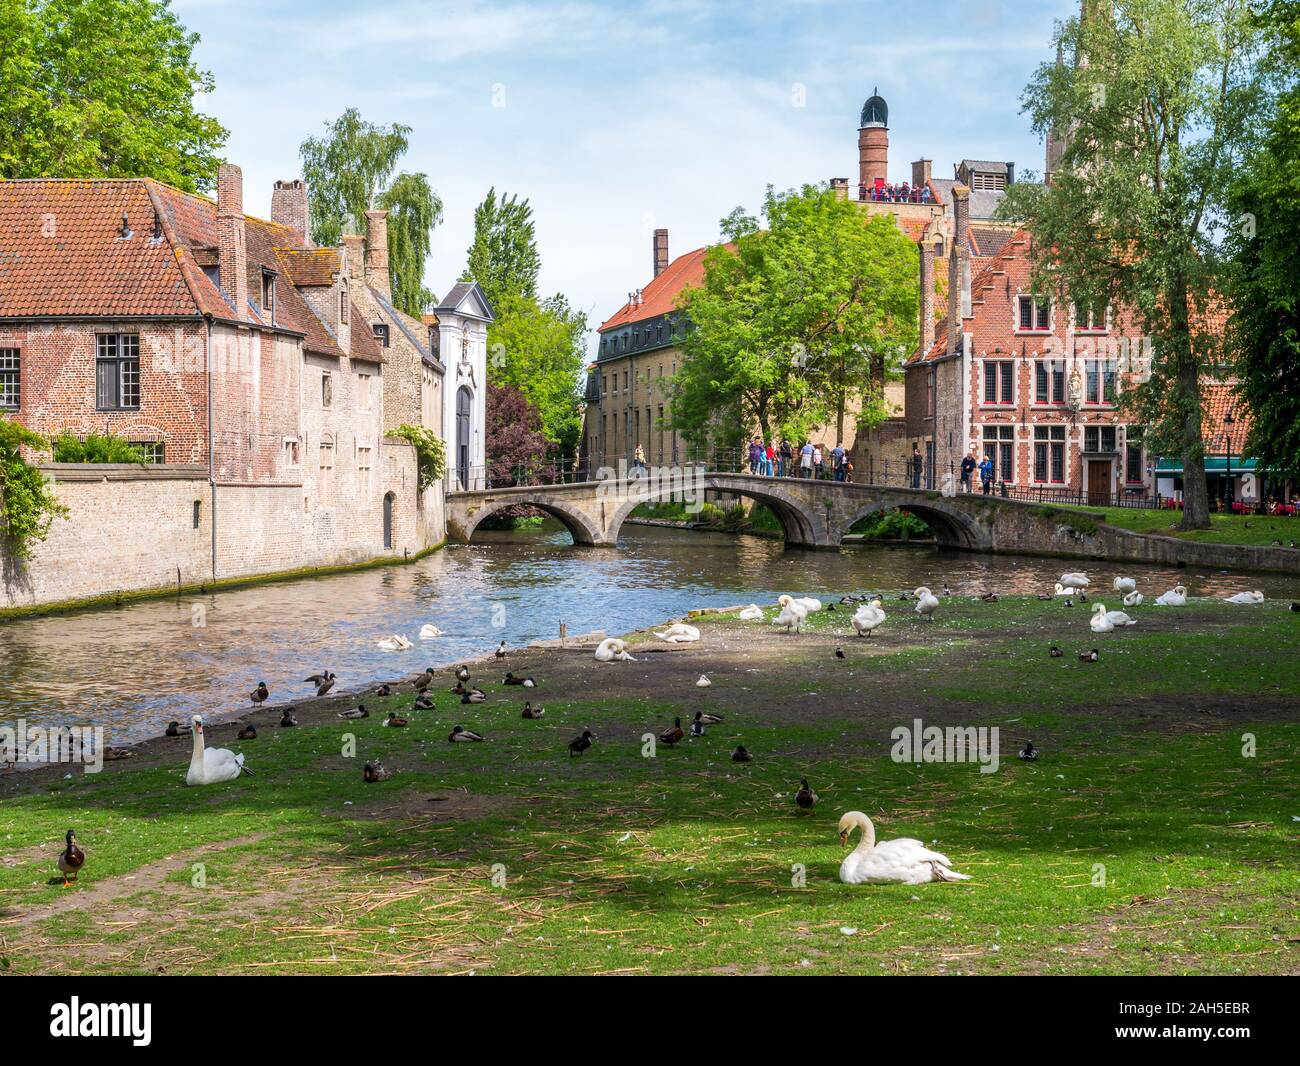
[1155,457,1258,475]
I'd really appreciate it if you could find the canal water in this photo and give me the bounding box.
[2,522,1295,746]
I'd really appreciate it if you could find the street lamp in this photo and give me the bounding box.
[1223,410,1235,508]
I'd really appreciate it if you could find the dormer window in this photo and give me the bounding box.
[372,323,390,347]
[261,270,275,318]
[339,278,349,325]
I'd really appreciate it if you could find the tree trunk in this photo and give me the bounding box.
[1170,276,1210,530]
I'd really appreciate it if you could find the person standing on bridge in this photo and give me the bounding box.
[979,453,994,495]
[779,439,792,477]
[960,449,977,494]
[910,443,923,489]
[813,443,824,480]
[832,442,846,482]
[800,441,814,478]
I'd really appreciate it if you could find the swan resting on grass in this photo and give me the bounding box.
[1155,585,1188,606]
[1122,591,1144,607]
[794,596,823,614]
[737,604,763,621]
[186,715,250,786]
[594,637,637,662]
[1224,590,1265,604]
[1113,576,1137,594]
[837,811,971,884]
[653,623,701,643]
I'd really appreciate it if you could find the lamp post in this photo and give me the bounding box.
[1223,410,1235,508]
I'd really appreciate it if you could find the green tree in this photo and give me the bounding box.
[0,0,228,191]
[1228,0,1300,480]
[460,188,541,309]
[1000,0,1266,528]
[299,109,442,317]
[670,185,918,449]
[0,415,67,559]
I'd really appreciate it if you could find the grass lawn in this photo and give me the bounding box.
[1081,505,1300,547]
[0,595,1295,975]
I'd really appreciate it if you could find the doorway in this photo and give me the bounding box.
[1087,460,1111,506]
[456,386,472,489]
[383,492,394,549]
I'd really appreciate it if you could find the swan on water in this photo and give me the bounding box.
[185,715,249,786]
[1155,585,1188,606]
[837,811,971,884]
[1113,576,1136,594]
[737,604,763,621]
[377,634,413,651]
[913,587,939,622]
[653,623,701,643]
[594,637,637,662]
[851,600,886,637]
[774,595,808,633]
[419,624,444,640]
[1224,590,1264,604]
[1122,591,1144,607]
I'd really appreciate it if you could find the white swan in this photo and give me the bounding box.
[1104,605,1137,626]
[913,586,939,622]
[737,604,763,621]
[653,623,701,643]
[1155,585,1188,606]
[696,675,711,688]
[1122,590,1144,607]
[774,595,808,633]
[1113,576,1136,594]
[1059,572,1090,590]
[794,596,823,614]
[595,637,637,662]
[1090,604,1115,633]
[837,811,971,884]
[377,634,413,651]
[851,599,886,637]
[1053,582,1073,596]
[1225,590,1264,604]
[418,624,443,640]
[185,715,248,786]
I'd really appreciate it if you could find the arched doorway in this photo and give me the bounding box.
[383,492,394,549]
[456,386,472,490]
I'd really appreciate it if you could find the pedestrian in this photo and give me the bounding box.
[779,439,792,478]
[843,457,855,484]
[764,442,775,477]
[800,440,814,478]
[979,453,994,495]
[813,443,824,480]
[634,443,646,474]
[910,442,923,489]
[960,449,977,494]
[832,442,846,483]
[747,437,761,475]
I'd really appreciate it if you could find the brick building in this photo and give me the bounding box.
[0,165,459,609]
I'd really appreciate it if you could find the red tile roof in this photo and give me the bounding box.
[275,248,342,288]
[599,245,719,332]
[1201,381,1250,444]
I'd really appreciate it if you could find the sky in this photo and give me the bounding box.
[175,0,1077,352]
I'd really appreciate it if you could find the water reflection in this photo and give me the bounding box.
[1,522,1294,745]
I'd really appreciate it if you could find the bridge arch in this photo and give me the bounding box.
[836,496,989,550]
[451,492,605,546]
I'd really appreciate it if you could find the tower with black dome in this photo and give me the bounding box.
[858,87,889,194]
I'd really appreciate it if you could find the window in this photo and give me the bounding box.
[1034,360,1066,404]
[926,369,935,417]
[95,334,140,410]
[1017,295,1051,332]
[1084,426,1117,453]
[1075,302,1107,332]
[319,440,334,503]
[657,324,664,343]
[358,372,372,411]
[283,437,300,467]
[982,360,1014,405]
[0,348,18,410]
[983,425,1015,483]
[1125,427,1144,483]
[192,500,201,529]
[339,279,349,325]
[131,441,164,464]
[372,323,390,348]
[321,372,333,408]
[1033,425,1067,484]
[357,445,372,497]
[1084,359,1116,404]
[261,270,275,317]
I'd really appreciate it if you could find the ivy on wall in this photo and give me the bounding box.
[390,425,446,490]
[0,417,68,560]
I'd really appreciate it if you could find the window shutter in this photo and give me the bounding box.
[97,358,116,409]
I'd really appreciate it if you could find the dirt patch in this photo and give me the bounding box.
[341,788,518,823]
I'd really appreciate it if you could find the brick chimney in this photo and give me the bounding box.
[271,179,309,242]
[919,235,936,357]
[829,177,849,201]
[217,163,247,320]
[653,228,669,278]
[946,184,971,355]
[341,233,366,286]
[365,209,390,298]
[911,158,932,189]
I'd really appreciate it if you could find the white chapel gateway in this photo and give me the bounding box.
[430,281,494,490]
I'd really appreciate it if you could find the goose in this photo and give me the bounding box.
[568,729,595,756]
[363,761,390,783]
[595,637,637,662]
[794,597,823,614]
[279,710,298,728]
[236,723,258,740]
[696,710,724,725]
[1059,572,1090,590]
[731,745,752,763]
[337,705,369,720]
[1104,606,1137,626]
[495,640,508,659]
[521,702,545,719]
[1122,590,1144,607]
[737,604,763,621]
[249,681,269,705]
[1112,576,1137,594]
[689,716,706,737]
[377,634,413,651]
[1079,648,1099,662]
[660,718,685,746]
[837,811,971,884]
[913,587,940,622]
[1049,645,1063,658]
[455,665,471,683]
[185,715,250,786]
[57,829,85,887]
[418,624,443,640]
[164,720,190,738]
[461,689,487,704]
[1224,590,1265,604]
[851,600,886,637]
[795,779,817,811]
[413,693,434,710]
[448,725,485,743]
[1019,741,1038,761]
[774,595,808,633]
[1155,585,1188,606]
[696,674,712,688]
[653,622,701,643]
[383,712,408,728]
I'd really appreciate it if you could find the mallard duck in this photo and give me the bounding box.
[409,667,435,692]
[337,705,369,720]
[413,694,434,710]
[689,717,706,737]
[279,710,298,728]
[503,673,536,687]
[461,689,486,704]
[521,702,545,719]
[1019,741,1038,761]
[731,745,752,763]
[660,717,684,745]
[375,684,392,697]
[103,747,135,761]
[448,725,485,742]
[795,778,817,811]
[834,646,845,659]
[450,681,467,695]
[237,723,258,740]
[1290,602,1300,613]
[495,640,507,659]
[568,729,595,756]
[164,720,190,738]
[826,602,837,612]
[249,681,269,705]
[363,761,390,783]
[837,812,970,884]
[383,712,408,728]
[1079,648,1099,662]
[980,592,999,603]
[455,665,470,683]
[57,829,85,887]
[941,584,953,597]
[314,672,336,697]
[1049,645,1063,658]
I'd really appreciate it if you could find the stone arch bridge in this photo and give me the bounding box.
[446,474,1098,553]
